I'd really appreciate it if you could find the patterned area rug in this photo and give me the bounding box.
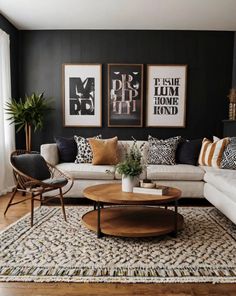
[0,206,236,283]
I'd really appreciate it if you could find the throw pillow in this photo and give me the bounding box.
[176,139,202,166]
[198,137,229,168]
[147,135,181,165]
[55,136,77,163]
[89,137,118,165]
[74,135,102,164]
[221,137,236,169]
[12,153,51,180]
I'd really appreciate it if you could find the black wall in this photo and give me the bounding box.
[18,30,234,150]
[0,14,18,99]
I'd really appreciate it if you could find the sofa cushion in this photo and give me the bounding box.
[41,143,59,166]
[89,137,118,165]
[55,136,77,163]
[13,153,51,180]
[56,163,115,180]
[74,135,102,164]
[147,136,181,165]
[221,137,236,170]
[176,139,202,166]
[147,164,205,181]
[203,167,236,202]
[198,137,229,168]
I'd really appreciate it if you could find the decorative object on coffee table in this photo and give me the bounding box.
[115,140,145,192]
[139,179,155,188]
[83,183,183,238]
[5,92,52,151]
[134,183,169,195]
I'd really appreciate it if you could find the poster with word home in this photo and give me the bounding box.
[147,65,187,127]
[108,64,143,127]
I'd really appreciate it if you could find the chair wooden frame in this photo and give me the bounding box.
[4,150,74,227]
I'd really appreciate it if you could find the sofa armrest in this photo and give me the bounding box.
[40,143,59,166]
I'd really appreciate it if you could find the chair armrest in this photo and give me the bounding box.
[40,144,59,166]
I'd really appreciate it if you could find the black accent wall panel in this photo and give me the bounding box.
[18,30,234,150]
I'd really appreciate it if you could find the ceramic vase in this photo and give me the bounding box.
[122,175,139,192]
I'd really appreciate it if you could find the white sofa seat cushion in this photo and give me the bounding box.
[147,164,205,181]
[155,180,204,198]
[203,168,236,202]
[56,163,115,180]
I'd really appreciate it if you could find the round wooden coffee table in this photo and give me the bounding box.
[82,183,183,238]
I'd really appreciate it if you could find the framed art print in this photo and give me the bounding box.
[108,64,143,127]
[147,65,187,127]
[62,64,102,127]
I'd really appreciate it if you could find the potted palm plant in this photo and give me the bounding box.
[116,140,145,192]
[5,92,52,151]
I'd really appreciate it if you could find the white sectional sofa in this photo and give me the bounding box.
[203,166,236,224]
[40,140,236,224]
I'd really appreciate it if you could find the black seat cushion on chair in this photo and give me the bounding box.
[43,177,68,186]
[12,154,51,180]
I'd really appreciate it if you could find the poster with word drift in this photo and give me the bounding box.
[108,64,143,127]
[147,65,187,127]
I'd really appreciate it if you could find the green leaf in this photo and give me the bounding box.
[4,92,53,133]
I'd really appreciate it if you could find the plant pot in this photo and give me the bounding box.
[122,175,139,193]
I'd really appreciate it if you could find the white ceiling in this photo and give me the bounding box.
[0,0,236,31]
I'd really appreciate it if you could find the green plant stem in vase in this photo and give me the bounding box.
[5,92,52,151]
[116,139,146,192]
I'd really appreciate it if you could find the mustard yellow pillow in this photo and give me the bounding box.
[89,137,118,165]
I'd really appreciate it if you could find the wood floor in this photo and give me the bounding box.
[0,193,235,296]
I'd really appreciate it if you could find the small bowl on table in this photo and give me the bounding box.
[139,179,155,188]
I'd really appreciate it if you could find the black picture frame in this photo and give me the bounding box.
[108,64,143,127]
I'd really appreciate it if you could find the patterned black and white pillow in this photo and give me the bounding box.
[221,137,236,169]
[74,135,102,164]
[147,135,181,165]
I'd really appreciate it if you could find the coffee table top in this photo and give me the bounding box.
[83,183,181,205]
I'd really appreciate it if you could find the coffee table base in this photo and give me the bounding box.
[82,206,184,238]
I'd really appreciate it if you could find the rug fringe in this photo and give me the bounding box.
[0,266,236,280]
[0,275,236,283]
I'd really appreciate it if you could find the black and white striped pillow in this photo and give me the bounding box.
[221,137,236,170]
[147,135,181,165]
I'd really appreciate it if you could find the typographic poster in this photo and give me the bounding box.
[63,64,102,127]
[108,64,143,127]
[147,65,187,127]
